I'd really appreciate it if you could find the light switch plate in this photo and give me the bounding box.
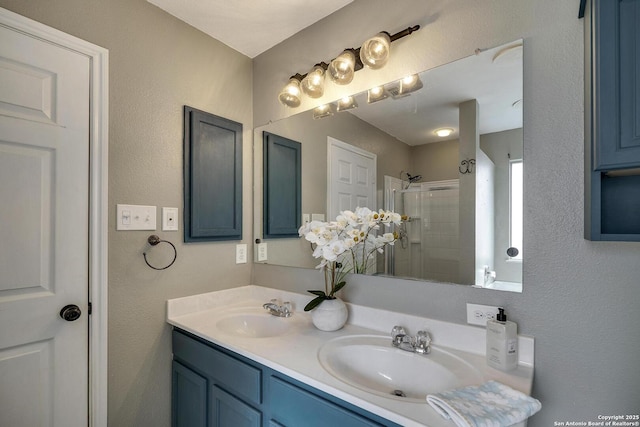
[116,204,156,230]
[162,207,179,231]
[236,244,247,264]
[311,213,325,221]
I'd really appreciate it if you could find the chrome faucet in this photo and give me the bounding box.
[391,326,431,354]
[263,299,292,318]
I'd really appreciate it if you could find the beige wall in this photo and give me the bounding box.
[0,0,253,425]
[253,0,640,424]
[2,0,639,426]
[410,138,460,182]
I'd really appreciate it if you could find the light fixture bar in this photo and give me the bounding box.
[284,25,420,84]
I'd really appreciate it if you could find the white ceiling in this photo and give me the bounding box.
[147,0,354,58]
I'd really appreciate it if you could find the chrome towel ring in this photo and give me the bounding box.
[143,235,177,270]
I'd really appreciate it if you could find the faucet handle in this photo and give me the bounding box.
[415,330,432,354]
[282,301,292,315]
[391,325,406,346]
[391,325,406,337]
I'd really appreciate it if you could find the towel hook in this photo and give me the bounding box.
[143,235,177,270]
[459,158,476,174]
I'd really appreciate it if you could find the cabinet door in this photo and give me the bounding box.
[269,376,386,427]
[211,386,261,427]
[172,361,207,427]
[593,0,640,170]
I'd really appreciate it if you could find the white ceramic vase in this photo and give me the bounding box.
[311,298,348,331]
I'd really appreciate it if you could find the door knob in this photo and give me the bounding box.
[60,304,82,322]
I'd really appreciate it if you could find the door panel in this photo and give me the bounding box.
[328,137,376,220]
[0,22,90,427]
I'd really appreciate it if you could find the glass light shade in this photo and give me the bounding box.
[336,96,358,112]
[328,50,356,85]
[301,65,325,98]
[398,74,423,96]
[367,86,388,104]
[360,32,391,69]
[313,103,336,119]
[278,78,302,108]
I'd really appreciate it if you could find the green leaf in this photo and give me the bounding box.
[330,281,346,295]
[304,295,327,311]
[307,290,327,297]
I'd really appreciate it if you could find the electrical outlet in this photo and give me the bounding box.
[235,244,247,264]
[257,242,268,262]
[466,303,501,326]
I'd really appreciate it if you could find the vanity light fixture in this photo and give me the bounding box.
[278,76,303,108]
[435,128,454,138]
[328,49,357,85]
[278,25,420,107]
[397,74,424,96]
[360,32,391,69]
[301,64,328,98]
[313,103,336,119]
[367,85,389,104]
[336,96,358,112]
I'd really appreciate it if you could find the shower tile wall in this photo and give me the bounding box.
[420,188,459,282]
[398,186,460,282]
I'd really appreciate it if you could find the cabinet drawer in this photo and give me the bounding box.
[269,376,385,427]
[173,330,261,406]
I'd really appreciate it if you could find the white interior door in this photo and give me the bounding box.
[0,21,90,427]
[327,137,377,220]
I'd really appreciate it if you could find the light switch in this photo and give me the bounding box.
[116,204,156,230]
[162,207,179,231]
[122,210,131,225]
[311,213,325,222]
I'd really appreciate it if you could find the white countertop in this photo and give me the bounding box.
[167,285,535,427]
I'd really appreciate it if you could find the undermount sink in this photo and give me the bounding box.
[215,307,302,338]
[318,335,483,402]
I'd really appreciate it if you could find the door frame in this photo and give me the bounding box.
[0,7,109,427]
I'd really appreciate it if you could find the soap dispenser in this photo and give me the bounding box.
[486,308,518,371]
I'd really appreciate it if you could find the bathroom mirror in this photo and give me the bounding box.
[254,40,523,292]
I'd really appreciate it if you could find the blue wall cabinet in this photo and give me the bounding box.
[263,132,302,239]
[184,106,243,242]
[585,0,640,240]
[171,329,401,427]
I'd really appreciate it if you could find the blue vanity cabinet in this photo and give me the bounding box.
[172,361,207,427]
[267,375,391,427]
[171,329,401,427]
[172,329,262,427]
[585,0,640,241]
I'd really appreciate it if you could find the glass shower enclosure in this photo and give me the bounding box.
[384,176,460,283]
